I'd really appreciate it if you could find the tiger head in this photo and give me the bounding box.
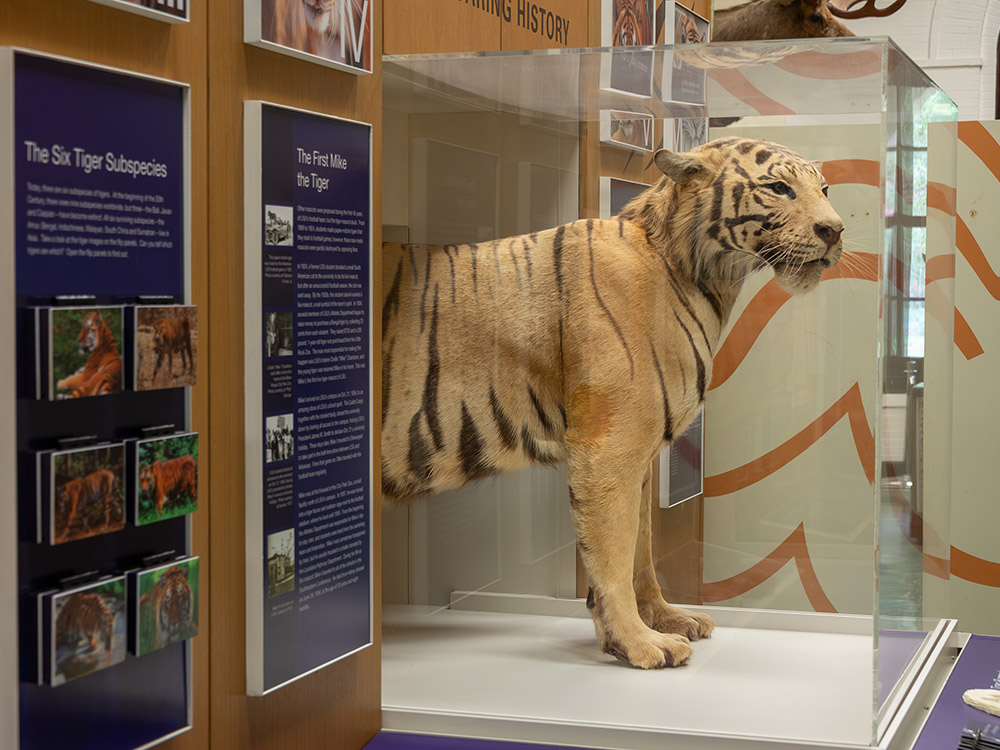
[156,566,193,640]
[77,311,106,354]
[139,465,156,495]
[651,137,843,294]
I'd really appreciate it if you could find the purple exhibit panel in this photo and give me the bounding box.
[253,103,372,693]
[12,50,190,749]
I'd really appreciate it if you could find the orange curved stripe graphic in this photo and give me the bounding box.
[959,120,1000,187]
[927,181,956,217]
[702,522,837,612]
[884,482,950,581]
[707,69,796,116]
[710,254,879,391]
[925,254,955,283]
[957,217,1000,300]
[775,49,881,80]
[820,159,879,186]
[955,309,985,359]
[704,382,874,497]
[952,547,1000,587]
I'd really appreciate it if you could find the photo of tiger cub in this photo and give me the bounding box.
[382,137,844,669]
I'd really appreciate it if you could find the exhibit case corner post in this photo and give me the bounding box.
[381,38,958,750]
[6,48,195,749]
[244,101,374,697]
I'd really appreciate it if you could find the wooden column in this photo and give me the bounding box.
[205,1,383,749]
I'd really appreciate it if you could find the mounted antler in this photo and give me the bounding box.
[828,0,908,19]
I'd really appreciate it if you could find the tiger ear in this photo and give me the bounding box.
[653,149,710,185]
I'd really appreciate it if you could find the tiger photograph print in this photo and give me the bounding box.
[136,559,198,655]
[50,578,126,685]
[382,137,844,669]
[51,443,125,545]
[50,307,124,399]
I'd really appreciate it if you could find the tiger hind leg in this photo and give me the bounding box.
[569,454,691,669]
[632,468,714,640]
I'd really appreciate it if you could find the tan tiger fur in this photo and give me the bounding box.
[269,0,367,66]
[56,469,118,543]
[381,137,844,669]
[56,311,123,398]
[713,0,853,41]
[56,592,115,666]
[612,0,653,46]
[140,565,194,649]
[140,455,197,516]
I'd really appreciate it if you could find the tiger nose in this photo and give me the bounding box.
[814,223,843,247]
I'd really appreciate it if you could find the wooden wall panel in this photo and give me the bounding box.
[384,0,501,54]
[206,2,382,749]
[0,3,210,750]
[501,0,587,49]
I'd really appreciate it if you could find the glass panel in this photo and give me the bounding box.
[381,39,955,748]
[876,49,957,742]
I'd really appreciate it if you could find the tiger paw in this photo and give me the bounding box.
[602,630,692,669]
[637,600,715,641]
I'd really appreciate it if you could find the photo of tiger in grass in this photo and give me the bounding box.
[382,137,844,668]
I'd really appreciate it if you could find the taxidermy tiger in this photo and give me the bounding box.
[381,137,844,669]
[713,0,853,41]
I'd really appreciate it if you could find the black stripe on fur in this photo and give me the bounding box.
[460,402,496,481]
[423,285,444,450]
[489,386,518,450]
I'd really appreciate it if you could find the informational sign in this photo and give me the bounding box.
[244,101,372,695]
[659,412,704,508]
[598,176,648,219]
[4,48,192,750]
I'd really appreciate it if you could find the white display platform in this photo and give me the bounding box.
[382,598,958,750]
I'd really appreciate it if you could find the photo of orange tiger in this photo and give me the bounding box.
[52,308,124,399]
[140,457,197,516]
[136,559,198,655]
[135,432,199,525]
[50,444,125,545]
[382,137,844,669]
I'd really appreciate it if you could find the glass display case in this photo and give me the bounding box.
[381,38,958,749]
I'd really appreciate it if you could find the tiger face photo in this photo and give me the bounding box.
[262,0,370,70]
[382,137,843,669]
[612,0,654,46]
[136,558,199,655]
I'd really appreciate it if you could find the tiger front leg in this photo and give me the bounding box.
[632,467,714,641]
[570,463,692,669]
